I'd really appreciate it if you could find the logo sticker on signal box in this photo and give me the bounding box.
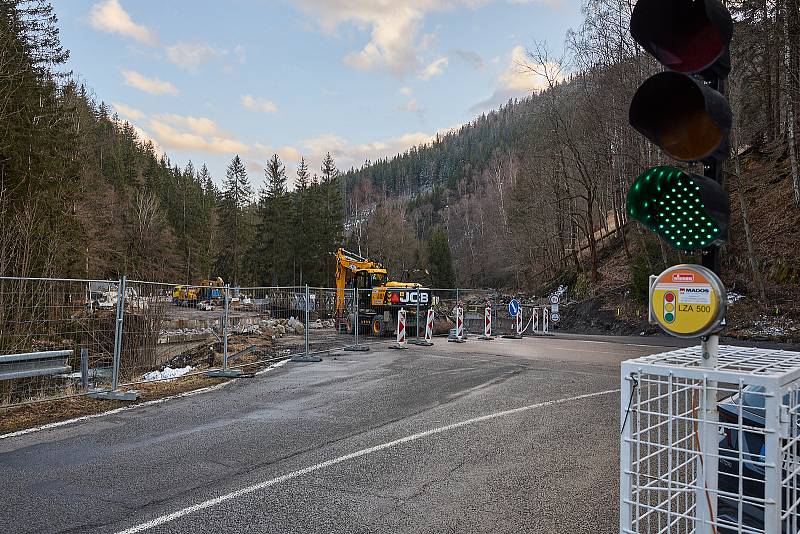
[650,264,726,338]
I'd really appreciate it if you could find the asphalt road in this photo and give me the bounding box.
[0,334,683,534]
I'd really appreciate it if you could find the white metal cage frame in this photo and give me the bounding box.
[621,345,800,534]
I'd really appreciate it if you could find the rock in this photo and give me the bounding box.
[286,326,295,334]
[277,324,286,335]
[294,323,305,335]
[264,326,277,337]
[287,317,303,330]
[310,319,323,329]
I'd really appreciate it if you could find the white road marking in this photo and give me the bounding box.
[114,387,620,534]
[0,359,290,441]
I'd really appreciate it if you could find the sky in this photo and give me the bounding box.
[51,0,580,189]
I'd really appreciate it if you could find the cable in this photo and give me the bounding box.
[620,374,638,436]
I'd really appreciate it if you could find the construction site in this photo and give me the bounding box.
[0,249,561,433]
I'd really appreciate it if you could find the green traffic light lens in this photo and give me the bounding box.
[627,165,724,251]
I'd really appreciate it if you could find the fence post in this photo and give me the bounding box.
[223,284,229,370]
[81,347,89,390]
[293,285,323,361]
[90,276,139,400]
[305,284,310,357]
[206,284,244,376]
[344,286,369,352]
[111,275,125,391]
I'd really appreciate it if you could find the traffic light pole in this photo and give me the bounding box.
[701,74,725,275]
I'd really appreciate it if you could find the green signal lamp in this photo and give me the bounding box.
[627,165,730,251]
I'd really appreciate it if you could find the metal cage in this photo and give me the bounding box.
[621,345,800,534]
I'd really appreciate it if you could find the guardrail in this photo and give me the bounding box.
[0,350,72,381]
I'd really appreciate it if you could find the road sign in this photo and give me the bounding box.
[549,295,559,305]
[551,313,560,323]
[508,299,520,317]
[551,303,559,313]
[649,264,726,338]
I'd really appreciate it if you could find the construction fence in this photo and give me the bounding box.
[0,277,561,408]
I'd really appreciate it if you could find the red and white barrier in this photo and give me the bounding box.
[390,308,409,349]
[456,306,465,341]
[542,307,549,333]
[425,308,434,343]
[516,307,523,335]
[397,308,406,344]
[479,305,494,340]
[532,308,539,332]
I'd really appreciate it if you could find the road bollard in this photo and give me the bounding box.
[418,308,434,346]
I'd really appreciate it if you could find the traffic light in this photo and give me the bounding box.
[626,165,729,251]
[627,0,733,260]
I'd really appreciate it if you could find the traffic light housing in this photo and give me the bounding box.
[626,165,730,251]
[629,72,732,162]
[630,0,733,76]
[627,0,733,257]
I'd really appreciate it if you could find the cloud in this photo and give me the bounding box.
[400,86,413,95]
[147,119,249,154]
[242,95,278,114]
[155,114,220,136]
[470,44,563,113]
[121,70,179,95]
[293,0,468,78]
[166,42,221,72]
[453,49,483,69]
[419,56,448,80]
[111,101,145,121]
[89,0,158,46]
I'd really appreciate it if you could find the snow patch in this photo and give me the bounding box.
[143,365,195,382]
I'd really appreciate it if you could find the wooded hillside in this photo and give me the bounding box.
[342,0,800,312]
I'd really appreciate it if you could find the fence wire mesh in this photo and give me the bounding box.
[0,276,559,408]
[0,277,118,405]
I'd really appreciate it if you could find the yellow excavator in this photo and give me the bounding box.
[335,248,432,336]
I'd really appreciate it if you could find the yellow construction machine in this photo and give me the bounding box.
[172,277,225,308]
[335,248,432,336]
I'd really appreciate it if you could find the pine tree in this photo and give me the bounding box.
[249,154,293,285]
[215,155,253,285]
[427,226,455,288]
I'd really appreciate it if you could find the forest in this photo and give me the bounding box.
[0,0,351,287]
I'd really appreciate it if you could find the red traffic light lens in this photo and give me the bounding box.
[631,0,733,74]
[665,292,675,303]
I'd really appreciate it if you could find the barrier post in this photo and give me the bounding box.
[533,308,539,333]
[517,308,523,335]
[478,304,494,340]
[449,305,466,343]
[344,286,369,352]
[543,307,549,333]
[389,308,409,349]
